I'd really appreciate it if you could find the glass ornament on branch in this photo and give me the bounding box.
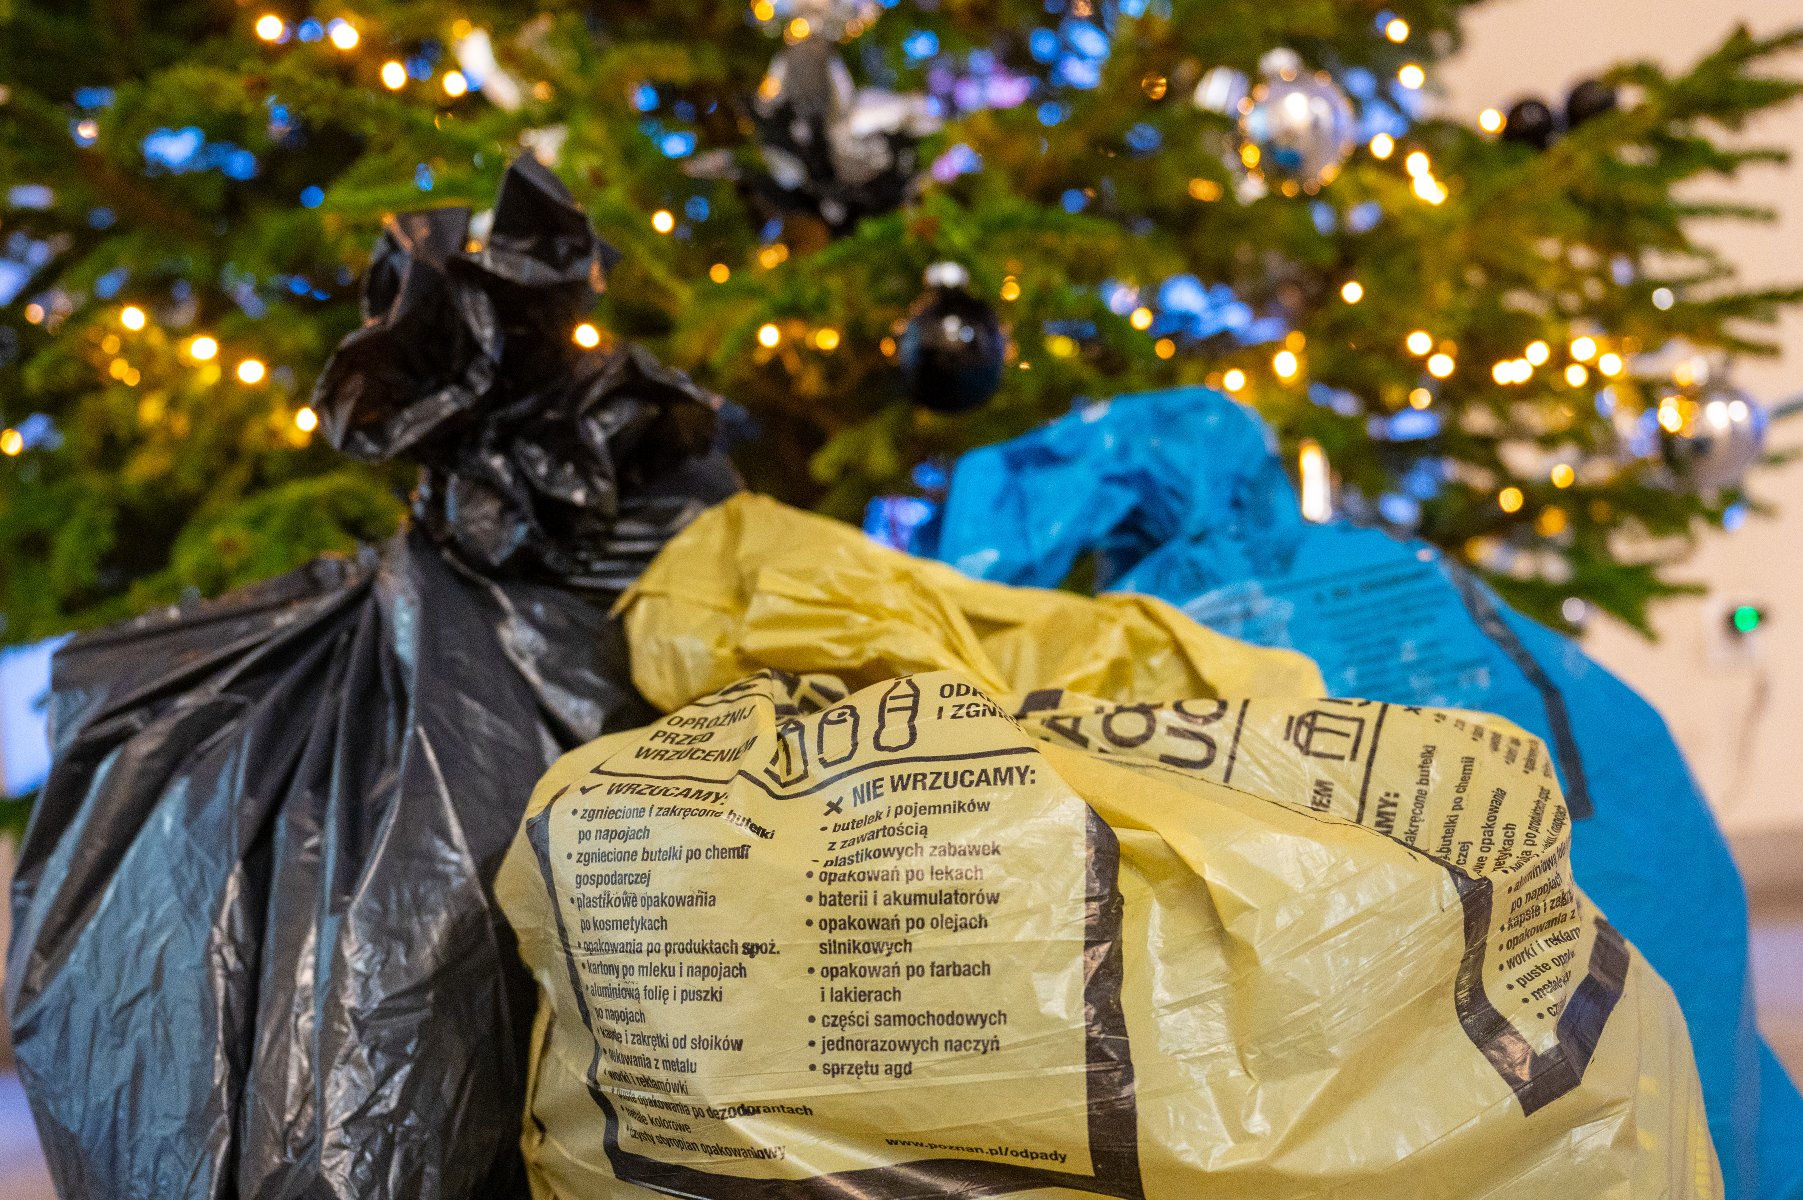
[898,262,1006,414]
[1235,50,1358,196]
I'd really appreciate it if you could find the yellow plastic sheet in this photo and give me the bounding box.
[498,494,1718,1198]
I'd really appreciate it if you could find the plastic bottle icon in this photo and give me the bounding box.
[873,679,921,752]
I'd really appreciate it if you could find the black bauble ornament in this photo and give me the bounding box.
[898,263,1005,413]
[1565,78,1618,130]
[1501,98,1557,150]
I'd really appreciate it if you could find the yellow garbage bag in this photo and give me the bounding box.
[497,495,1718,1199]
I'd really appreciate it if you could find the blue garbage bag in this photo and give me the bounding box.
[925,386,1803,1200]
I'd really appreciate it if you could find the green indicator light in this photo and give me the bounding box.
[1731,605,1762,634]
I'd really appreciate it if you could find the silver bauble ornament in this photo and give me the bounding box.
[1660,383,1767,494]
[754,0,882,41]
[1237,60,1357,196]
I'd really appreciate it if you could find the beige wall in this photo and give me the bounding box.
[1440,0,1803,841]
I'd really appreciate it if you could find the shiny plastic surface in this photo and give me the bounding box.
[499,494,1719,1198]
[4,158,735,1199]
[927,387,1803,1200]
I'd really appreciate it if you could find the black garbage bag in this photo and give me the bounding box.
[4,157,738,1200]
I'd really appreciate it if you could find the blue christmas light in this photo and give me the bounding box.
[1346,200,1383,234]
[1117,0,1149,15]
[1028,28,1060,63]
[1037,100,1065,126]
[414,163,435,191]
[1378,492,1422,527]
[1375,408,1442,441]
[1724,501,1749,532]
[1310,202,1336,235]
[685,195,710,221]
[632,84,659,112]
[15,414,60,451]
[288,276,311,296]
[1124,123,1161,153]
[1341,67,1378,100]
[7,184,52,209]
[143,127,200,170]
[94,268,127,299]
[73,87,115,109]
[296,18,324,42]
[1063,20,1108,59]
[407,56,434,81]
[1061,188,1087,213]
[660,131,696,158]
[219,148,257,180]
[300,186,325,208]
[903,30,939,61]
[87,208,114,229]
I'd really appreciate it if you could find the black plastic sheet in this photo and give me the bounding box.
[4,158,737,1199]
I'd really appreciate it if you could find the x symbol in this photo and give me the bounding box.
[824,798,844,816]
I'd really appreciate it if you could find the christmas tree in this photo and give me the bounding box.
[2,0,1801,644]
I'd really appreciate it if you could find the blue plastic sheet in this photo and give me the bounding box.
[926,387,1803,1200]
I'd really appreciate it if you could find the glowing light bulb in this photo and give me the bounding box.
[1369,133,1396,160]
[814,328,840,352]
[1597,351,1624,377]
[1398,64,1426,90]
[1340,280,1364,304]
[1479,108,1504,133]
[236,358,267,384]
[1491,361,1513,385]
[1564,364,1589,387]
[120,305,147,331]
[1525,340,1550,366]
[1405,151,1431,178]
[1498,486,1524,514]
[1222,368,1247,392]
[1551,463,1575,489]
[254,14,286,42]
[1406,330,1433,356]
[1652,286,1675,311]
[1154,338,1176,360]
[443,71,469,98]
[1537,507,1568,536]
[0,429,21,456]
[1385,18,1411,42]
[572,322,601,349]
[710,263,732,283]
[23,303,45,324]
[757,323,781,348]
[1188,177,1223,201]
[1272,349,1300,380]
[1411,175,1446,205]
[1427,353,1455,378]
[1000,277,1021,301]
[1570,336,1598,362]
[651,209,676,233]
[1299,439,1332,523]
[1409,387,1433,409]
[188,335,219,362]
[381,61,408,90]
[327,19,359,50]
[294,406,319,432]
[1129,306,1154,331]
[753,0,776,20]
[787,16,811,40]
[1658,399,1684,433]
